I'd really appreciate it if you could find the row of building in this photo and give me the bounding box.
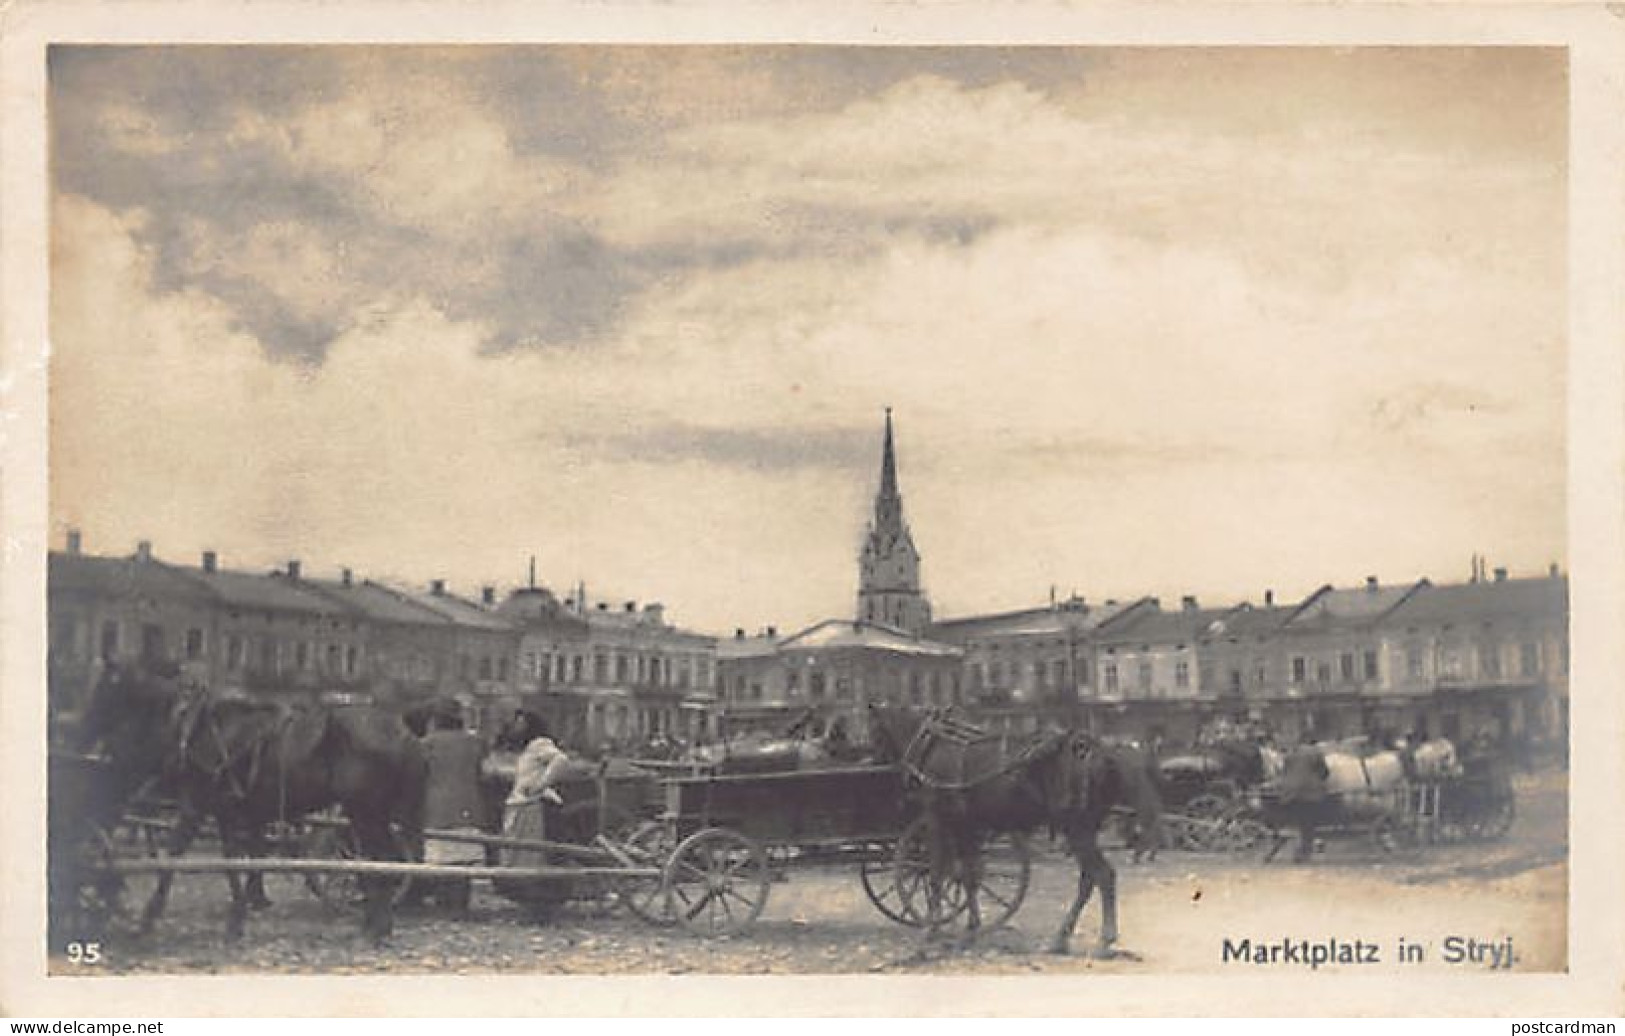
[47,415,1570,755]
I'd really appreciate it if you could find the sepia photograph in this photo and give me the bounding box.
[4,4,1623,1018]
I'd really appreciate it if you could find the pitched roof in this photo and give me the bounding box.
[1205,602,1296,639]
[185,568,351,615]
[302,578,452,626]
[1385,576,1568,626]
[777,619,962,658]
[388,585,514,632]
[48,552,217,604]
[930,598,1141,641]
[1284,579,1429,629]
[1097,603,1240,645]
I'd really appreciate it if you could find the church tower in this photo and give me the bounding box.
[857,409,932,635]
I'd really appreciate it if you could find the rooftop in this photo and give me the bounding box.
[778,619,962,658]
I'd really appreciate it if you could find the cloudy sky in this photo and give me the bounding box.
[48,46,1567,634]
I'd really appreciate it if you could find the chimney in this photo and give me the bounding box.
[482,586,496,606]
[1549,562,1561,579]
[624,601,636,613]
[1181,595,1198,611]
[734,628,746,639]
[644,602,665,624]
[1493,567,1507,583]
[135,539,153,562]
[340,567,352,587]
[287,559,301,580]
[1149,597,1161,609]
[1264,589,1275,606]
[430,579,446,596]
[766,625,778,638]
[1365,576,1378,592]
[597,602,608,611]
[65,529,82,555]
[202,550,218,574]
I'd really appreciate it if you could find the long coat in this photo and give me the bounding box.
[422,729,487,830]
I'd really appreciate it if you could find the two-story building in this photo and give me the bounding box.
[47,535,221,712]
[499,586,718,749]
[1378,567,1568,750]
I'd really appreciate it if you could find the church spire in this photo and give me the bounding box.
[879,406,899,503]
[857,408,931,634]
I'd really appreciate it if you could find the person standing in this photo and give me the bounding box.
[420,702,486,917]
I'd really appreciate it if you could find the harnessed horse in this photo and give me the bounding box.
[77,663,426,944]
[867,704,1163,957]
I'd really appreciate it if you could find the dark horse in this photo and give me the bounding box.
[77,663,427,944]
[866,705,1163,957]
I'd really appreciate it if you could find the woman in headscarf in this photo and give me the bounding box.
[500,717,573,870]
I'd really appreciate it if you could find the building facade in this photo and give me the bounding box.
[499,586,718,750]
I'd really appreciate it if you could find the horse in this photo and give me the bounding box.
[76,662,427,944]
[1266,738,1458,862]
[866,704,1163,958]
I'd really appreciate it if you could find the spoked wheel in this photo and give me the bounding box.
[1217,816,1272,855]
[891,818,1030,931]
[615,820,678,927]
[859,842,916,925]
[302,824,413,913]
[662,827,770,937]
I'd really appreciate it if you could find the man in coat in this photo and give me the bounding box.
[420,701,486,916]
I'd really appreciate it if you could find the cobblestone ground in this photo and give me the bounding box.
[57,768,1567,977]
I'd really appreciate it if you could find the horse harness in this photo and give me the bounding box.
[899,712,1068,797]
[173,688,301,824]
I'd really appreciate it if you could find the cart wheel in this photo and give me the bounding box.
[617,820,677,927]
[970,832,1031,929]
[892,818,1033,931]
[1162,815,1209,852]
[663,827,770,937]
[859,842,916,925]
[302,824,412,913]
[1213,816,1269,854]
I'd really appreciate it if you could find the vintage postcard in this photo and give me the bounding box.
[2,0,1622,1019]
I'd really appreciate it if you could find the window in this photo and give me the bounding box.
[1229,669,1242,693]
[1104,664,1118,694]
[810,672,826,699]
[1052,659,1067,687]
[1174,661,1189,688]
[1291,657,1306,684]
[1364,650,1379,681]
[787,670,801,695]
[296,642,310,670]
[227,636,244,672]
[1407,647,1424,679]
[478,656,493,680]
[1316,662,1330,685]
[326,643,341,672]
[616,654,629,682]
[594,654,608,684]
[1137,663,1152,692]
[1339,653,1354,681]
[345,645,358,677]
[572,655,584,682]
[969,663,984,689]
[497,657,509,682]
[1520,642,1539,677]
[185,628,205,660]
[141,624,165,661]
[1254,662,1268,687]
[1482,644,1501,678]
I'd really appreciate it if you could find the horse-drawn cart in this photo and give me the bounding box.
[628,763,1031,938]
